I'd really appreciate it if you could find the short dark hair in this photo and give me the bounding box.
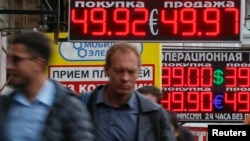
[137,85,162,104]
[11,31,52,62]
[166,110,185,141]
[166,110,180,131]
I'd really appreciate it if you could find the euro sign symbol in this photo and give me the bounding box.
[213,69,224,85]
[213,95,223,109]
[149,9,158,35]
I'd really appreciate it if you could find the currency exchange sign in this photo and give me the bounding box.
[161,49,250,122]
[68,0,241,42]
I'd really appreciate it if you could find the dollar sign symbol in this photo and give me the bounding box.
[213,69,224,85]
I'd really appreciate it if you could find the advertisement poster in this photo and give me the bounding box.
[46,33,161,94]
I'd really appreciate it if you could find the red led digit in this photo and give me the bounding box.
[238,68,250,87]
[173,67,184,86]
[187,92,199,112]
[161,9,178,34]
[187,67,199,87]
[69,0,241,42]
[114,8,130,36]
[90,8,106,36]
[204,8,220,36]
[201,67,213,87]
[161,91,171,110]
[225,68,237,87]
[201,92,212,112]
[132,8,148,36]
[172,92,184,112]
[180,8,196,36]
[238,92,249,112]
[162,67,171,87]
[225,8,239,34]
[224,92,237,111]
[71,9,88,34]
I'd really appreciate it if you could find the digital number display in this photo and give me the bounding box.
[69,0,241,42]
[161,49,250,122]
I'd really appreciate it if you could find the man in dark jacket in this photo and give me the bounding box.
[81,42,175,141]
[0,31,95,141]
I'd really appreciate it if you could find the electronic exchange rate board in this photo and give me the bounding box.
[161,49,250,122]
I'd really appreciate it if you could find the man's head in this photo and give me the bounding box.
[104,42,141,96]
[137,85,162,104]
[7,31,52,88]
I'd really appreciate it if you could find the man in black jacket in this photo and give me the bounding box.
[81,42,175,141]
[0,32,95,141]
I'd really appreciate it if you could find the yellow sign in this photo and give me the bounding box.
[46,33,161,94]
